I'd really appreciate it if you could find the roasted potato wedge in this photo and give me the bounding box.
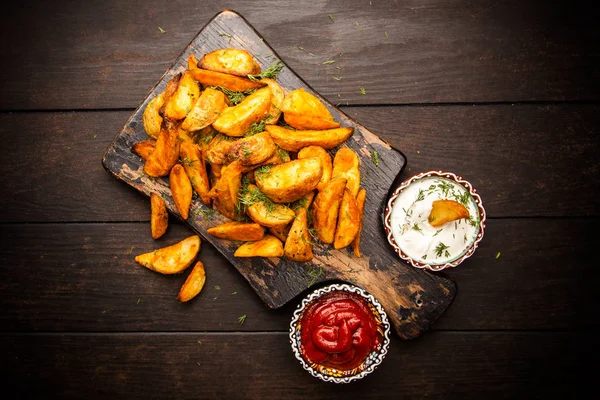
[428,199,470,227]
[258,146,290,166]
[333,189,361,250]
[132,139,156,160]
[234,234,284,258]
[187,53,199,70]
[255,157,323,203]
[150,192,168,239]
[199,48,261,77]
[164,70,200,121]
[213,86,272,137]
[284,207,313,262]
[268,224,291,243]
[264,125,353,152]
[135,235,200,275]
[208,160,245,219]
[281,88,340,130]
[207,222,265,241]
[298,146,332,191]
[351,188,367,257]
[177,261,207,302]
[144,119,180,177]
[262,78,285,124]
[170,164,193,219]
[142,93,165,139]
[190,68,265,92]
[226,131,276,166]
[332,148,361,197]
[242,185,296,227]
[180,141,211,206]
[181,87,228,132]
[312,177,347,244]
[205,134,236,165]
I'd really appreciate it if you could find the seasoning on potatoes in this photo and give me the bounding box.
[143,119,180,177]
[212,86,272,137]
[226,131,276,165]
[205,134,236,165]
[181,87,228,132]
[254,157,323,203]
[132,139,156,160]
[150,192,168,240]
[180,141,211,206]
[170,164,193,220]
[241,185,296,227]
[281,88,340,130]
[177,261,206,302]
[298,146,332,191]
[261,78,285,124]
[268,224,291,243]
[199,48,261,77]
[284,207,313,262]
[332,148,361,197]
[208,160,245,220]
[163,70,200,121]
[134,235,200,275]
[207,221,265,241]
[333,189,361,250]
[142,93,165,139]
[311,177,347,244]
[351,188,367,257]
[264,125,354,152]
[190,68,266,92]
[234,235,284,258]
[428,199,470,227]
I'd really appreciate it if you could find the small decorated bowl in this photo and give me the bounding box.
[289,283,391,383]
[383,170,486,272]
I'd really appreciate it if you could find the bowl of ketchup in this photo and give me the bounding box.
[289,283,391,383]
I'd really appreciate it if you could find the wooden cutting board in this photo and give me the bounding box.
[102,9,456,339]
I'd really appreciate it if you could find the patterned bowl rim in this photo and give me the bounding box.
[383,170,486,272]
[289,283,391,384]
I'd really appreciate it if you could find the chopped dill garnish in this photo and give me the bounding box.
[219,32,233,42]
[254,165,271,181]
[433,229,443,237]
[192,207,216,221]
[436,179,454,197]
[137,298,141,304]
[385,31,388,38]
[237,314,247,325]
[181,157,198,169]
[158,27,166,34]
[322,60,336,65]
[307,266,324,288]
[297,46,304,50]
[161,192,169,201]
[359,87,367,95]
[495,252,501,259]
[468,217,479,227]
[329,14,335,22]
[416,189,426,201]
[422,254,427,260]
[464,233,468,243]
[248,60,284,81]
[93,134,97,139]
[212,86,256,105]
[239,185,276,214]
[231,292,237,295]
[197,340,202,344]
[434,242,451,258]
[245,119,266,137]
[453,189,471,206]
[371,150,379,167]
[275,146,289,162]
[333,76,342,81]
[308,52,316,56]
[412,223,424,235]
[214,285,221,290]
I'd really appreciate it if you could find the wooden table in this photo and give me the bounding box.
[1,1,597,398]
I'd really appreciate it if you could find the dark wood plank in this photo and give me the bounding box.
[0,332,588,399]
[1,103,597,223]
[0,219,594,332]
[1,0,598,110]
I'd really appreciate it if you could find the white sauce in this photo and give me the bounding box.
[389,177,481,265]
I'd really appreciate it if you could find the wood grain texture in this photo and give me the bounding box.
[0,220,594,332]
[0,332,588,399]
[0,0,598,110]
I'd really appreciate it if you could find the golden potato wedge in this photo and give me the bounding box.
[207,221,265,241]
[143,119,180,177]
[284,207,313,262]
[351,188,367,257]
[428,199,470,227]
[268,224,291,243]
[281,88,340,130]
[311,177,347,244]
[262,78,285,124]
[209,163,223,188]
[298,146,332,191]
[142,93,165,139]
[164,70,200,121]
[242,185,296,227]
[187,53,199,70]
[333,189,361,250]
[205,134,236,165]
[208,160,245,220]
[257,146,290,166]
[150,192,168,239]
[264,125,353,152]
[200,48,261,77]
[132,139,156,160]
[135,235,200,275]
[226,131,276,166]
[190,68,266,92]
[292,190,316,210]
[212,86,272,137]
[332,148,361,197]
[180,141,211,206]
[255,157,323,203]
[181,87,229,132]
[234,235,284,258]
[177,261,206,302]
[170,164,193,219]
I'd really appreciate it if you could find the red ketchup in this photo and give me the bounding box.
[300,291,381,371]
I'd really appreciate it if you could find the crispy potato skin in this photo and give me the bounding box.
[181,87,228,132]
[428,199,470,227]
[199,48,261,77]
[150,193,168,239]
[352,188,367,257]
[333,189,361,250]
[205,134,236,165]
[281,88,340,130]
[170,164,193,220]
[177,261,206,302]
[312,177,347,244]
[134,235,200,274]
[180,141,211,206]
[234,235,284,258]
[164,71,200,121]
[187,53,199,70]
[264,125,353,152]
[190,68,265,92]
[298,146,332,191]
[208,161,245,220]
[213,86,272,137]
[261,78,285,124]
[284,207,313,262]
[144,119,180,177]
[142,93,165,139]
[207,222,265,241]
[255,157,323,203]
[132,139,156,160]
[332,148,361,197]
[226,131,276,165]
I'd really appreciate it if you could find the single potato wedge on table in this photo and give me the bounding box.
[234,235,284,258]
[177,261,206,302]
[428,199,470,227]
[135,235,200,274]
[150,192,168,239]
[207,222,265,241]
[264,125,353,152]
